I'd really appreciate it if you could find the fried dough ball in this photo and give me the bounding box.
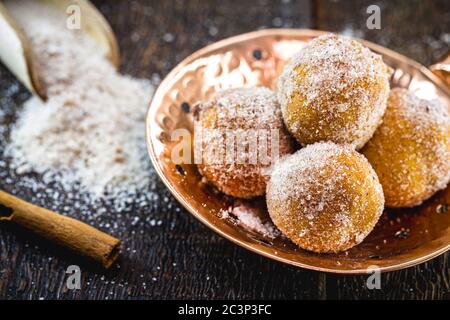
[194,87,294,199]
[277,34,391,149]
[363,88,450,208]
[266,142,384,253]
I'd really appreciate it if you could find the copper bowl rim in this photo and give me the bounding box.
[145,28,450,274]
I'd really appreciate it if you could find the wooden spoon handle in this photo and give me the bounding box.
[0,190,120,268]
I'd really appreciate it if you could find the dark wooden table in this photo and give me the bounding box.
[0,0,449,300]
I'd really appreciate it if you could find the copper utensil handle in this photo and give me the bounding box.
[430,53,450,88]
[0,190,121,268]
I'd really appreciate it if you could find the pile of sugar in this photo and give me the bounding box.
[277,33,391,149]
[4,1,154,200]
[220,204,280,239]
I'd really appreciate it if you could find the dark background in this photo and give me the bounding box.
[0,0,449,300]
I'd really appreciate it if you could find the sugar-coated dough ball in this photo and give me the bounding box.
[194,87,294,199]
[277,33,391,149]
[363,88,450,208]
[267,142,384,253]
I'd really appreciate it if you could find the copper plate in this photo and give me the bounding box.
[146,29,450,274]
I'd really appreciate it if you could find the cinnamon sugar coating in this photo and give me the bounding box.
[277,34,391,149]
[363,88,450,208]
[267,142,384,253]
[194,87,294,198]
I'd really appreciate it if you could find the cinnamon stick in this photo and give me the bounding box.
[0,190,120,268]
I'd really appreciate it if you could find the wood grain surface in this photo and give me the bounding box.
[0,0,449,300]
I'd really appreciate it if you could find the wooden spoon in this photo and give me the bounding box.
[0,0,120,100]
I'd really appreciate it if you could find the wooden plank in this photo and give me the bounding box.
[0,0,448,300]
